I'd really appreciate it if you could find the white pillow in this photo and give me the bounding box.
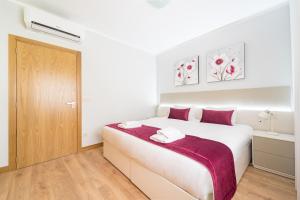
[189,107,203,122]
[156,106,170,117]
[204,107,237,125]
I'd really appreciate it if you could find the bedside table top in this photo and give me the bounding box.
[253,130,295,142]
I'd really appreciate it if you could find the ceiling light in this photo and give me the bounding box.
[147,0,170,9]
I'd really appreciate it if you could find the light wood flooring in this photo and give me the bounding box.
[0,148,297,200]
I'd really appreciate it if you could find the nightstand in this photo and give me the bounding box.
[252,130,295,179]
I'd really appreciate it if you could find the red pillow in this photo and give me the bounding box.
[168,107,190,121]
[201,109,234,126]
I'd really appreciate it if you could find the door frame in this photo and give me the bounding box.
[8,35,82,170]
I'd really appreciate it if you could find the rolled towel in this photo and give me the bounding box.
[157,127,185,139]
[118,121,142,129]
[150,134,169,143]
[150,127,185,143]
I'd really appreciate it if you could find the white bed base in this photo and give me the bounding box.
[103,140,251,200]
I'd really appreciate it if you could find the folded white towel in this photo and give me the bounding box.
[118,121,142,129]
[150,127,185,143]
[157,127,185,138]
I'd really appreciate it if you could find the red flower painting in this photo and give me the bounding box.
[207,42,245,82]
[175,56,199,86]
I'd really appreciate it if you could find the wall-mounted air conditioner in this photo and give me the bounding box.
[24,7,85,42]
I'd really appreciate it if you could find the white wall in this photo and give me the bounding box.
[82,33,157,145]
[290,0,300,196]
[0,1,157,167]
[157,4,291,94]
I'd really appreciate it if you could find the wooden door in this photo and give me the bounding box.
[16,40,79,168]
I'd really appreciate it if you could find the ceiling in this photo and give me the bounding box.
[14,0,287,54]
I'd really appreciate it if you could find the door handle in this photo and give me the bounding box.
[66,101,76,108]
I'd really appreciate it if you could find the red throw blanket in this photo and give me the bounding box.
[107,124,237,200]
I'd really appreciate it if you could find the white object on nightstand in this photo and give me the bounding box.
[258,110,275,132]
[252,130,295,179]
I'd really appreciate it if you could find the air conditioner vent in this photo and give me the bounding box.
[24,8,85,43]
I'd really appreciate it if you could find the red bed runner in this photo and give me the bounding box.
[107,123,237,200]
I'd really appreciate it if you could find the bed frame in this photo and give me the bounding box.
[103,140,251,200]
[102,104,294,199]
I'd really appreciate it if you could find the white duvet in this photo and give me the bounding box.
[102,117,253,200]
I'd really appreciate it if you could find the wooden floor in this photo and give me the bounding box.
[0,148,296,200]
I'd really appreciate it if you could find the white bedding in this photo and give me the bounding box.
[102,117,253,200]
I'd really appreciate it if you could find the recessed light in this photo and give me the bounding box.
[147,0,170,9]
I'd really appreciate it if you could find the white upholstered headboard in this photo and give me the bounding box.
[156,105,294,134]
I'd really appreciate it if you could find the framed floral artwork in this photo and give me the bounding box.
[206,42,245,83]
[174,56,199,86]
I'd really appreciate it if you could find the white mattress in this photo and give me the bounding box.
[102,117,253,200]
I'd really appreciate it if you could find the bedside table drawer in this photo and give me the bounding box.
[253,136,295,158]
[253,150,295,176]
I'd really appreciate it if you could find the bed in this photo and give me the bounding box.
[102,116,253,200]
